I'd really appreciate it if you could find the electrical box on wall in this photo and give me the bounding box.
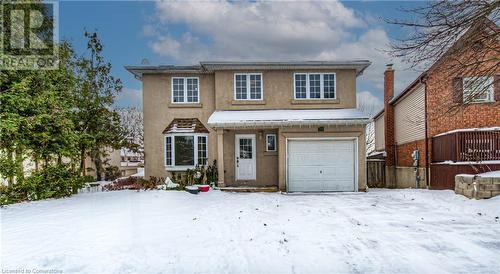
[412,150,420,167]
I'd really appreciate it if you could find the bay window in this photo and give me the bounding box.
[165,134,208,169]
[294,73,336,99]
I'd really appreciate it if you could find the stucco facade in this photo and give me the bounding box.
[129,61,370,192]
[214,69,357,110]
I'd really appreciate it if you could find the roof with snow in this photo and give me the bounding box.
[163,118,209,134]
[434,127,500,137]
[207,109,370,128]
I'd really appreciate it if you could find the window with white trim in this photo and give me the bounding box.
[197,136,208,165]
[294,73,336,99]
[234,73,262,100]
[266,134,277,152]
[463,76,494,103]
[165,134,208,168]
[171,77,199,103]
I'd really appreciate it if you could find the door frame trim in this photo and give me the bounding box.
[235,134,257,180]
[285,137,358,192]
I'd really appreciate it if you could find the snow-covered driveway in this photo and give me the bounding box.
[2,189,500,273]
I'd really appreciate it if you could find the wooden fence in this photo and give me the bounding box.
[432,131,500,162]
[430,163,500,190]
[367,159,385,188]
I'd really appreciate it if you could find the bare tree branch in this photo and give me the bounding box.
[387,0,499,116]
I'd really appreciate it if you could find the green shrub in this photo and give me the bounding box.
[103,176,161,191]
[0,183,27,205]
[0,165,87,206]
[206,160,218,185]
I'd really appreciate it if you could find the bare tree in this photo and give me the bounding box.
[387,1,499,112]
[357,97,377,154]
[116,107,144,161]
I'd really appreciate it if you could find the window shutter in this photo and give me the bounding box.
[452,77,463,103]
[494,75,500,101]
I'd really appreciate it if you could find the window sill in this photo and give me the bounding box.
[165,166,195,171]
[264,151,278,156]
[168,103,203,108]
[291,99,339,104]
[231,100,266,105]
[463,100,495,104]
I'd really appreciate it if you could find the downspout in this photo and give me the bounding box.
[422,75,430,188]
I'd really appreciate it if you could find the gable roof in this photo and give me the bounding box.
[162,118,209,134]
[372,18,498,119]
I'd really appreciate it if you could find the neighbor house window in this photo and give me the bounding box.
[266,134,277,152]
[463,76,494,103]
[171,77,199,103]
[294,73,336,99]
[234,73,262,100]
[165,134,208,168]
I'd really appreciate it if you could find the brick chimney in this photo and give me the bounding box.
[384,64,396,166]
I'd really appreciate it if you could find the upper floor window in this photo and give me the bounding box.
[294,73,336,100]
[234,73,263,100]
[172,77,199,103]
[463,76,494,103]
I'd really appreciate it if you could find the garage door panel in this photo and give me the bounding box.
[321,167,352,179]
[287,139,356,192]
[288,153,326,166]
[288,179,323,192]
[288,166,321,179]
[289,156,344,166]
[322,181,353,191]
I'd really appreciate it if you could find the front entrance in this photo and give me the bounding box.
[235,134,256,180]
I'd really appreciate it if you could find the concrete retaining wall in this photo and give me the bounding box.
[455,174,500,199]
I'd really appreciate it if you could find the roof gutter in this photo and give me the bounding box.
[208,119,371,129]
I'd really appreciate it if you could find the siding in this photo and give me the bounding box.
[374,114,385,151]
[394,84,425,144]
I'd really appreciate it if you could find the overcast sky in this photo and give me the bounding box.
[60,1,425,116]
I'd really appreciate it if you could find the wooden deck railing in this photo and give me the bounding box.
[432,130,500,162]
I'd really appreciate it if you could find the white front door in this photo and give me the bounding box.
[235,134,256,180]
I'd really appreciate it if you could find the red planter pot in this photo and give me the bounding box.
[198,185,210,192]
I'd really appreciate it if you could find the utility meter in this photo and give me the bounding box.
[411,150,419,167]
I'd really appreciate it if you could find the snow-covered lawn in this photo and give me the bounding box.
[2,189,500,273]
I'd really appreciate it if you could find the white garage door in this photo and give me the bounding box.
[287,139,356,192]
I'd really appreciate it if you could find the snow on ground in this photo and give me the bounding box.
[1,189,500,273]
[479,170,500,178]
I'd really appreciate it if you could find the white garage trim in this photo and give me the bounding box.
[285,137,358,192]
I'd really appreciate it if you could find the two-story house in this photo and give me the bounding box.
[126,61,371,192]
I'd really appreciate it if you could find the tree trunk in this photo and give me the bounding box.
[15,148,24,181]
[80,147,86,176]
[91,149,103,181]
[7,149,14,187]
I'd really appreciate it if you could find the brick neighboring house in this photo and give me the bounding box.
[373,21,500,189]
[127,61,372,192]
